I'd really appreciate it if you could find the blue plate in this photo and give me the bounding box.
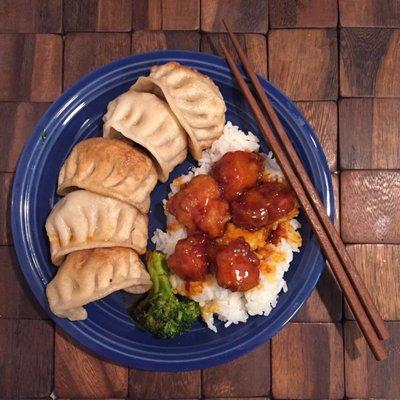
[11,50,333,371]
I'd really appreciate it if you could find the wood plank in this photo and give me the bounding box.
[0,246,48,319]
[63,0,132,32]
[202,343,270,398]
[272,323,344,399]
[0,319,54,398]
[162,0,200,30]
[345,321,400,398]
[270,0,338,27]
[268,29,338,100]
[341,171,400,243]
[0,34,62,101]
[64,33,131,89]
[340,28,400,97]
[340,0,400,27]
[345,244,400,320]
[55,327,128,398]
[296,101,338,171]
[201,0,268,33]
[0,173,13,245]
[132,0,162,30]
[293,263,342,322]
[0,0,62,33]
[0,102,50,173]
[201,33,268,77]
[206,398,269,400]
[132,30,200,53]
[129,369,200,399]
[339,98,400,169]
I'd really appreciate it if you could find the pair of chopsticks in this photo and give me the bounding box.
[220,21,389,361]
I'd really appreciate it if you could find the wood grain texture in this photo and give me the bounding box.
[202,343,270,398]
[129,369,200,399]
[0,319,54,398]
[0,173,13,245]
[268,29,338,100]
[55,327,128,398]
[345,321,400,398]
[340,28,400,97]
[132,30,200,53]
[270,0,338,27]
[205,398,268,400]
[272,323,344,399]
[0,102,50,172]
[340,0,400,27]
[345,244,400,320]
[296,101,338,171]
[63,0,132,32]
[201,33,268,77]
[0,0,62,33]
[132,0,162,29]
[162,0,200,30]
[0,246,47,319]
[339,98,400,169]
[201,0,268,32]
[0,34,62,101]
[341,171,400,243]
[64,33,131,89]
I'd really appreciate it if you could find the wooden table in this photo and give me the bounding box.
[1,1,399,399]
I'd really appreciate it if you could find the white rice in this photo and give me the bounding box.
[151,122,302,332]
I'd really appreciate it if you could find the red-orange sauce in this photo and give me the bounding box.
[166,151,298,292]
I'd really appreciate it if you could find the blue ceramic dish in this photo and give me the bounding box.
[11,50,333,371]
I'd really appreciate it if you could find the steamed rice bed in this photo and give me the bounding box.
[152,122,302,332]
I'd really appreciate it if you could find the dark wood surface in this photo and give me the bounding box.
[0,1,399,399]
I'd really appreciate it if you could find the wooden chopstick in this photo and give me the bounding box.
[218,39,388,361]
[222,20,390,344]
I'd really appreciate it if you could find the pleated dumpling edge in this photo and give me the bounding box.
[46,247,152,321]
[45,190,148,266]
[57,137,157,214]
[132,61,227,160]
[103,90,187,182]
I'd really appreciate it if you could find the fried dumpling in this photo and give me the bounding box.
[45,190,148,266]
[132,62,226,160]
[103,90,187,182]
[57,137,157,214]
[46,247,152,321]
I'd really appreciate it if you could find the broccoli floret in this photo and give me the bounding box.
[130,251,200,339]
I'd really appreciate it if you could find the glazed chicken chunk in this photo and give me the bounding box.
[231,181,295,230]
[215,238,260,292]
[168,234,210,281]
[166,175,230,238]
[211,150,264,201]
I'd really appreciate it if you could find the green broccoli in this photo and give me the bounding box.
[130,251,200,339]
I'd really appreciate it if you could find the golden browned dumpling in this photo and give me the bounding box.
[57,138,157,214]
[103,90,187,182]
[46,247,152,321]
[45,190,148,265]
[132,62,226,159]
